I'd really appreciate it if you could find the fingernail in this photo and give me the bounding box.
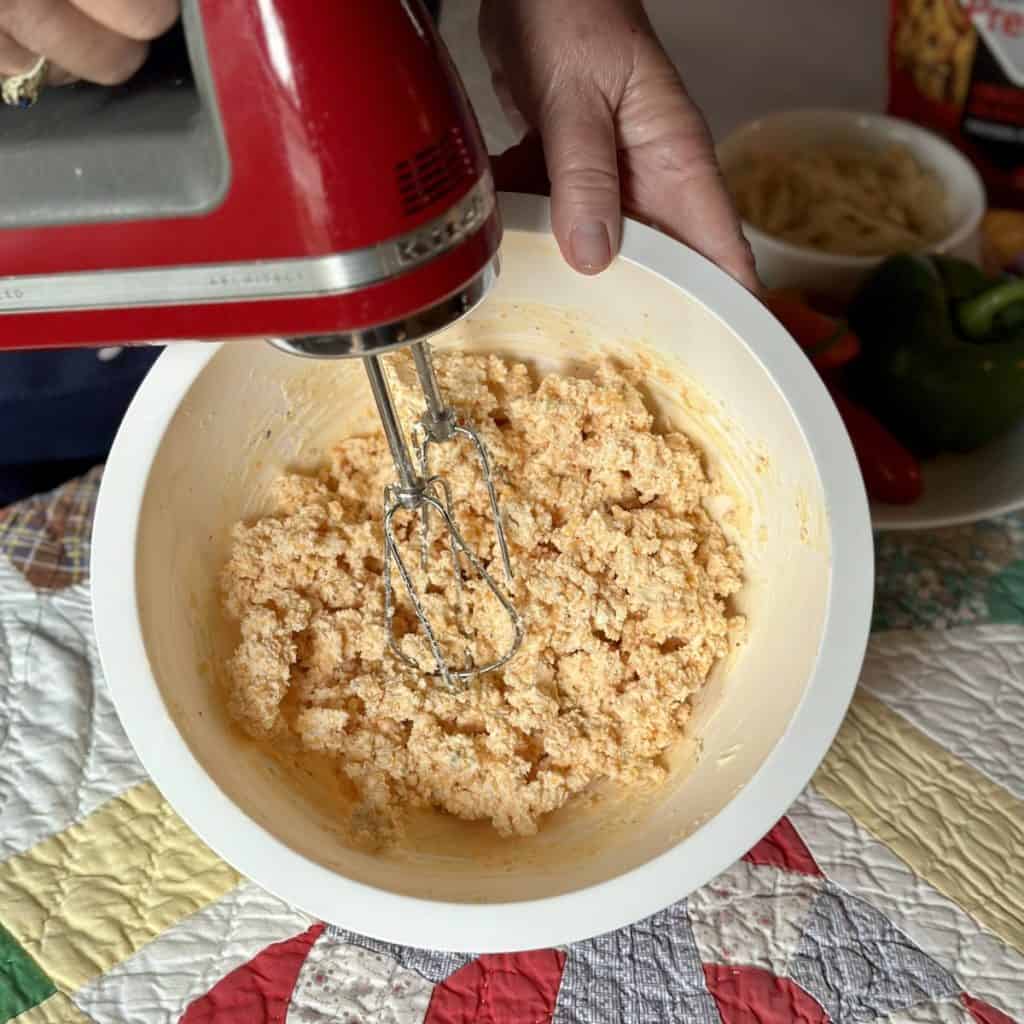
[570,221,611,274]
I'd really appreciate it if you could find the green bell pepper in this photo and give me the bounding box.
[847,254,1024,455]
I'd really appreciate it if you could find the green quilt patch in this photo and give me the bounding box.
[0,922,55,1022]
[873,512,1024,631]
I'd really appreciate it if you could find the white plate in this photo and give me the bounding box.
[872,420,1024,530]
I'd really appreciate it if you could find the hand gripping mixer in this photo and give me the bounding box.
[0,0,523,687]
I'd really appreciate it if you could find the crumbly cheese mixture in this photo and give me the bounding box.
[221,352,744,837]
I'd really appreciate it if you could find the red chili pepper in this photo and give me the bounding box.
[764,291,861,373]
[829,389,924,505]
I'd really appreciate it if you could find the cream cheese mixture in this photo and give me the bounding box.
[221,351,744,837]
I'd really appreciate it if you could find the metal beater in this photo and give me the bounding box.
[363,343,523,688]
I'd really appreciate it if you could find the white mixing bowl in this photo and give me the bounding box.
[718,109,986,303]
[92,193,873,952]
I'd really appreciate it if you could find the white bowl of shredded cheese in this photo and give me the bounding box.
[92,193,873,951]
[719,108,986,300]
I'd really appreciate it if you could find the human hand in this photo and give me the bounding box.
[0,0,179,86]
[481,0,758,289]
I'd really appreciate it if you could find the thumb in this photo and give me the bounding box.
[538,89,621,275]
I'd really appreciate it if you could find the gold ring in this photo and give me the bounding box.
[2,56,49,108]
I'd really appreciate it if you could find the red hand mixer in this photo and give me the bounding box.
[0,0,522,684]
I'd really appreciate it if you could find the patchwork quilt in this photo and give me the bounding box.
[1,470,1021,1023]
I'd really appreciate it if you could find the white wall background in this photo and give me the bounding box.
[441,0,889,153]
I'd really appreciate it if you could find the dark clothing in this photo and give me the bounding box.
[0,347,162,506]
[0,459,101,508]
[0,2,442,507]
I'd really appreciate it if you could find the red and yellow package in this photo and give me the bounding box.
[889,0,1024,207]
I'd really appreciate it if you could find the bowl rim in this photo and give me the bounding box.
[717,107,987,268]
[91,191,874,952]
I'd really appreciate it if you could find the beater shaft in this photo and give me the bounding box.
[364,354,419,498]
[411,342,456,442]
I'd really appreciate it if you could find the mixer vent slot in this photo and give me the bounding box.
[396,126,474,216]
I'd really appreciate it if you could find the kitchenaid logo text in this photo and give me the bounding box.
[396,191,485,265]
